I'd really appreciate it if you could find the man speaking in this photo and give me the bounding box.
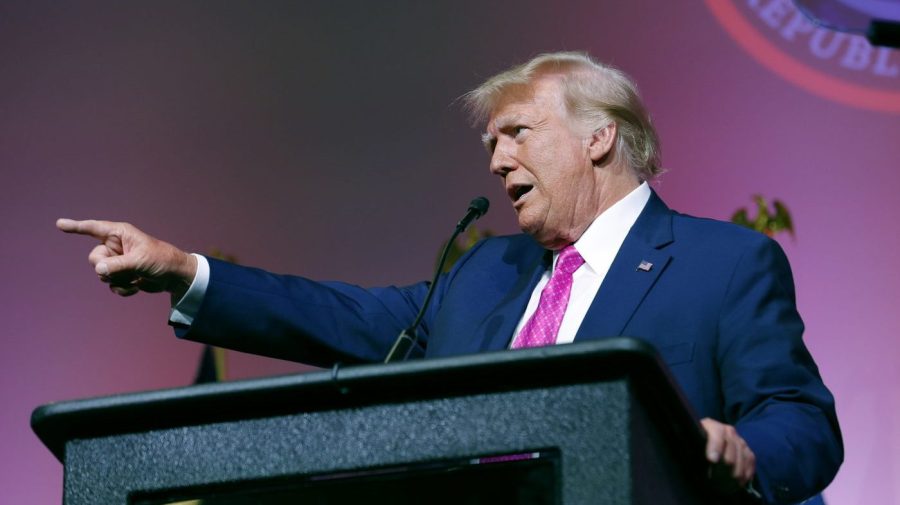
[58,52,842,504]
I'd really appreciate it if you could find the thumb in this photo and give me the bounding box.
[95,254,137,277]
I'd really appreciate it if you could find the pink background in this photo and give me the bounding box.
[2,1,897,502]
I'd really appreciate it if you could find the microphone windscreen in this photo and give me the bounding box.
[469,197,490,218]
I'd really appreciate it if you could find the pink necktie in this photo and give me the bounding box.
[512,244,585,349]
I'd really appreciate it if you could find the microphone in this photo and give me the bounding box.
[384,197,490,363]
[456,196,490,233]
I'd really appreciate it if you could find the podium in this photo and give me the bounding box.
[32,338,724,504]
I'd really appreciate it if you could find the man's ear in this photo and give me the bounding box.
[588,122,617,163]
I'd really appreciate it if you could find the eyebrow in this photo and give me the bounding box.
[481,112,525,153]
[493,113,526,130]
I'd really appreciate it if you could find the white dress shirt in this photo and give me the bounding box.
[169,252,210,326]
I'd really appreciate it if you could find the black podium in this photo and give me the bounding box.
[33,338,723,504]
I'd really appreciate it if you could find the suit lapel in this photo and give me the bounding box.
[472,247,549,353]
[575,191,674,340]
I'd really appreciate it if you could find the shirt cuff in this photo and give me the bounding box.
[169,253,210,326]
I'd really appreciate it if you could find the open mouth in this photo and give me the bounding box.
[509,184,533,203]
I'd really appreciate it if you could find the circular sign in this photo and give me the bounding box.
[704,0,900,113]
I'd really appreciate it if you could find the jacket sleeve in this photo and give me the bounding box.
[173,257,431,367]
[717,237,843,504]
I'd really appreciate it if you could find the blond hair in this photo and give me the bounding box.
[463,52,663,181]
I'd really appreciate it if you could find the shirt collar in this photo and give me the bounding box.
[561,182,651,273]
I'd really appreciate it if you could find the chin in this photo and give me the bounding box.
[518,211,565,248]
[518,219,539,238]
[523,226,566,250]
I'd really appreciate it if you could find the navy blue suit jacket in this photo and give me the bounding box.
[177,191,842,503]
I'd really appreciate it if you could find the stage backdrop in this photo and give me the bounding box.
[1,1,898,503]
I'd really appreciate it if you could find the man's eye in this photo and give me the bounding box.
[514,126,528,136]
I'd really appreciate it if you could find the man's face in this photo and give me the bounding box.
[484,76,606,249]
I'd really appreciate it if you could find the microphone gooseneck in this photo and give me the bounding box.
[384,197,490,363]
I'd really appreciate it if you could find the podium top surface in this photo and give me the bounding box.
[32,337,701,462]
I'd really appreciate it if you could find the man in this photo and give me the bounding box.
[58,52,841,503]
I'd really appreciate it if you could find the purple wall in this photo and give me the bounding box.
[2,1,897,502]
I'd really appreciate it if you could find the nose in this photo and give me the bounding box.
[489,139,516,177]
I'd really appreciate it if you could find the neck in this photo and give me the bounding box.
[592,174,641,221]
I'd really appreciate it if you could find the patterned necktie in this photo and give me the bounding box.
[512,244,585,349]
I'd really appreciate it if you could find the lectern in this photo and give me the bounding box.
[33,337,725,504]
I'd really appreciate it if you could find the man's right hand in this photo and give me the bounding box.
[57,219,197,300]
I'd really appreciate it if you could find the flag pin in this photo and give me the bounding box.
[637,260,653,272]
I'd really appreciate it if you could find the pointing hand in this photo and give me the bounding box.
[57,219,197,300]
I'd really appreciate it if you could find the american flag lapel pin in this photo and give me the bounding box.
[637,260,653,272]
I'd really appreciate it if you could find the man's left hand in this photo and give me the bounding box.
[701,417,756,491]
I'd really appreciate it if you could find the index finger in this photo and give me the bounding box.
[56,218,119,240]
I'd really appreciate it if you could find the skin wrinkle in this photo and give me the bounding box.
[485,75,637,250]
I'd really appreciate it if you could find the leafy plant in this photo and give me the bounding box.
[731,195,794,238]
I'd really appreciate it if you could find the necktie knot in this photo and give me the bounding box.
[555,245,584,277]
